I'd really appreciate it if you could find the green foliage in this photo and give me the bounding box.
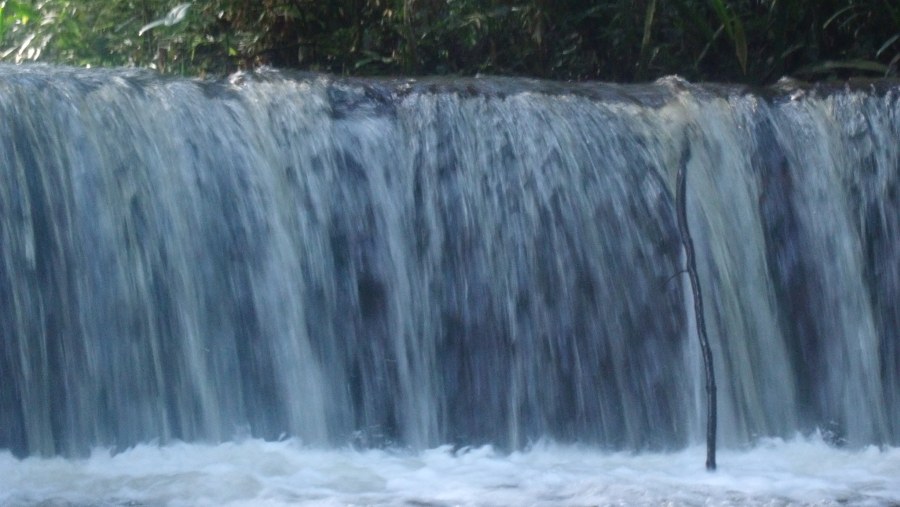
[707,0,747,74]
[1,0,898,83]
[0,0,38,59]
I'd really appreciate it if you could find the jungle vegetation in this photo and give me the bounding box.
[1,0,898,83]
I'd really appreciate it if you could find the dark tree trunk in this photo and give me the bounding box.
[676,159,718,471]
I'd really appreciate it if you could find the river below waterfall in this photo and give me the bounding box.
[3,436,900,506]
[1,64,899,505]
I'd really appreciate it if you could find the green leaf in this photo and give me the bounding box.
[796,59,890,76]
[823,5,856,30]
[638,0,657,79]
[732,15,747,74]
[877,34,899,58]
[5,1,38,25]
[705,0,749,74]
[708,0,732,38]
[640,0,657,57]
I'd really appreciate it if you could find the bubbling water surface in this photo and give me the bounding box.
[2,436,899,506]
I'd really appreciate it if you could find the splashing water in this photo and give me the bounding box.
[2,436,899,506]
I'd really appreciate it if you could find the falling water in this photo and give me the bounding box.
[1,64,898,504]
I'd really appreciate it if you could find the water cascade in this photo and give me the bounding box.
[2,65,898,463]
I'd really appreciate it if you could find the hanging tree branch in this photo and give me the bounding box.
[676,156,718,471]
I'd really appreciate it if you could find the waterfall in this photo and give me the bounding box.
[1,65,898,458]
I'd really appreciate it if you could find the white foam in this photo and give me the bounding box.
[2,435,898,506]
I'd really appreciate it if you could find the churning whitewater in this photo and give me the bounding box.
[2,436,900,506]
[1,64,899,504]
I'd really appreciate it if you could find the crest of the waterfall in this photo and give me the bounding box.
[0,65,898,457]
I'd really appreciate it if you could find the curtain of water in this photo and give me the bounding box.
[1,66,897,457]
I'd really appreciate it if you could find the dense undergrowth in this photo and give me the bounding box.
[1,1,898,83]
